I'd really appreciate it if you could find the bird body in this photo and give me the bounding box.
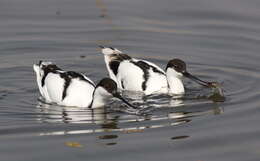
[101,46,212,95]
[102,47,168,95]
[33,61,136,108]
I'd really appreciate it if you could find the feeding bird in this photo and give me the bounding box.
[33,61,137,108]
[100,46,214,95]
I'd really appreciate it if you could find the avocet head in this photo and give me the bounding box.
[99,46,122,55]
[166,59,187,78]
[166,59,212,87]
[95,78,137,108]
[95,78,118,97]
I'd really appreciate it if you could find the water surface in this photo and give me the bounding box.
[1,0,260,161]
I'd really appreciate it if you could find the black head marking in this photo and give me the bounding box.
[96,78,117,94]
[95,78,138,109]
[99,45,105,49]
[166,59,187,73]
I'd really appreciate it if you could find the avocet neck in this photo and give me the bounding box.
[91,87,111,108]
[166,68,185,95]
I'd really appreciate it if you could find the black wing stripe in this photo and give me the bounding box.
[108,54,132,76]
[41,64,61,87]
[109,61,120,76]
[60,71,95,100]
[130,60,165,91]
[130,61,150,91]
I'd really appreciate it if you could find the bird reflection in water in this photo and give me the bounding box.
[36,100,109,124]
[36,94,223,136]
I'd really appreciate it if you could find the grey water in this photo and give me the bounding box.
[1,0,260,160]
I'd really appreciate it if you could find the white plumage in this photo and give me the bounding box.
[101,46,168,95]
[33,61,137,108]
[100,46,213,95]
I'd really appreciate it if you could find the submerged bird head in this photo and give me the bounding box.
[99,46,122,55]
[93,78,137,109]
[166,59,212,88]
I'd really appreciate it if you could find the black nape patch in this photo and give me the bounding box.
[96,78,117,94]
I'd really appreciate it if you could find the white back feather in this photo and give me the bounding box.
[44,73,65,103]
[62,79,95,107]
[117,60,144,91]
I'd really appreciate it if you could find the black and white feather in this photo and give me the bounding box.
[100,46,168,95]
[33,61,138,108]
[33,61,96,107]
[100,46,213,95]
